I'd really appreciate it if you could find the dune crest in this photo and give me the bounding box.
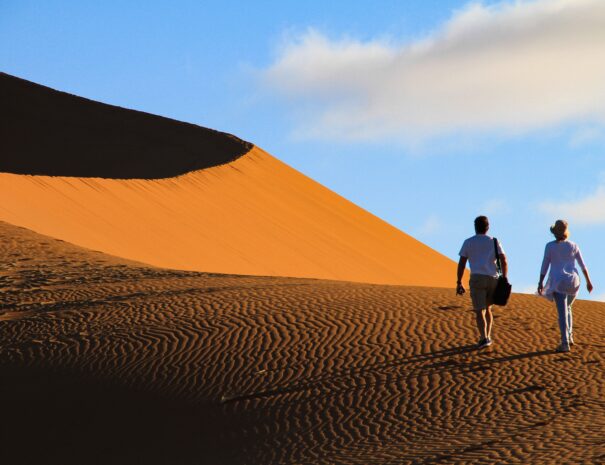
[0,72,251,178]
[0,145,453,286]
[1,72,454,285]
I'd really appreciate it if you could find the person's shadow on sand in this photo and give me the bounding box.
[222,344,556,404]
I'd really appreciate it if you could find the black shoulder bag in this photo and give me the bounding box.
[493,238,512,306]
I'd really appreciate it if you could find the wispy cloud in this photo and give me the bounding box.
[416,215,441,235]
[481,198,511,216]
[539,185,605,225]
[262,0,605,143]
[569,126,605,148]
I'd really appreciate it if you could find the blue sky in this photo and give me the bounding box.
[2,0,605,300]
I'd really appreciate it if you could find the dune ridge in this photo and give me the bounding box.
[1,221,603,465]
[1,72,454,286]
[0,146,453,286]
[0,72,251,179]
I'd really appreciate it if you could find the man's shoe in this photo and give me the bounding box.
[569,334,574,346]
[556,343,570,353]
[477,338,493,349]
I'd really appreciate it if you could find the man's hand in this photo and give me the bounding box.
[456,257,467,296]
[537,282,543,295]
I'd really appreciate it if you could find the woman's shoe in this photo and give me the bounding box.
[569,334,574,346]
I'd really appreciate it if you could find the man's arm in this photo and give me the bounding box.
[456,256,467,294]
[538,245,550,295]
[500,254,508,278]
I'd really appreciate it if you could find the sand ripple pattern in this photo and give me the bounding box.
[1,222,604,464]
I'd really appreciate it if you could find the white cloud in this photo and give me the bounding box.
[569,126,605,148]
[262,0,605,142]
[416,215,441,235]
[481,198,511,215]
[540,185,605,225]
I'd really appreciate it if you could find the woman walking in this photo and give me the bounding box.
[538,220,593,352]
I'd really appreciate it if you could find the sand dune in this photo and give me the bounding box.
[6,73,601,464]
[0,72,251,178]
[1,221,603,465]
[0,74,455,286]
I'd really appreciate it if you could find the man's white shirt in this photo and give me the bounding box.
[459,234,505,277]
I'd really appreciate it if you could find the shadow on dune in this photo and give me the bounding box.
[222,345,556,404]
[0,366,230,465]
[0,73,252,179]
[421,348,555,373]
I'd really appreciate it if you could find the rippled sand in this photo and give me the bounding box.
[1,221,603,465]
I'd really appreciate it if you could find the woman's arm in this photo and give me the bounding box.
[576,247,593,293]
[582,268,594,293]
[538,274,546,295]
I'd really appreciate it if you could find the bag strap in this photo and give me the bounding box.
[493,238,502,276]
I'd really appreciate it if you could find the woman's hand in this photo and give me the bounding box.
[537,282,544,295]
[582,268,593,293]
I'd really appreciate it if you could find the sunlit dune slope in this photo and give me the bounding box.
[1,222,604,465]
[0,73,454,286]
[0,146,454,286]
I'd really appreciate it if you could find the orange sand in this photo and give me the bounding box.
[1,222,603,465]
[0,146,454,286]
[0,72,455,287]
[4,72,602,465]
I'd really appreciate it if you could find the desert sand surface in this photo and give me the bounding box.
[1,221,604,465]
[0,73,454,287]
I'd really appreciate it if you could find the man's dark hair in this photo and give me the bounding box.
[474,216,489,234]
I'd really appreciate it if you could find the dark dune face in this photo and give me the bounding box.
[0,73,251,179]
[1,222,604,465]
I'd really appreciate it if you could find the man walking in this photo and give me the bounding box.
[456,216,508,349]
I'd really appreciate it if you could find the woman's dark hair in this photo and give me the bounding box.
[474,216,489,234]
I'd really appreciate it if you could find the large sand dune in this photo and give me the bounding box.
[0,73,251,178]
[0,73,454,286]
[1,222,604,465]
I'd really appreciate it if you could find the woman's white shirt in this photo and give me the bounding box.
[540,240,586,298]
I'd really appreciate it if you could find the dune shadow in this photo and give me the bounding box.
[0,365,230,465]
[1,73,252,179]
